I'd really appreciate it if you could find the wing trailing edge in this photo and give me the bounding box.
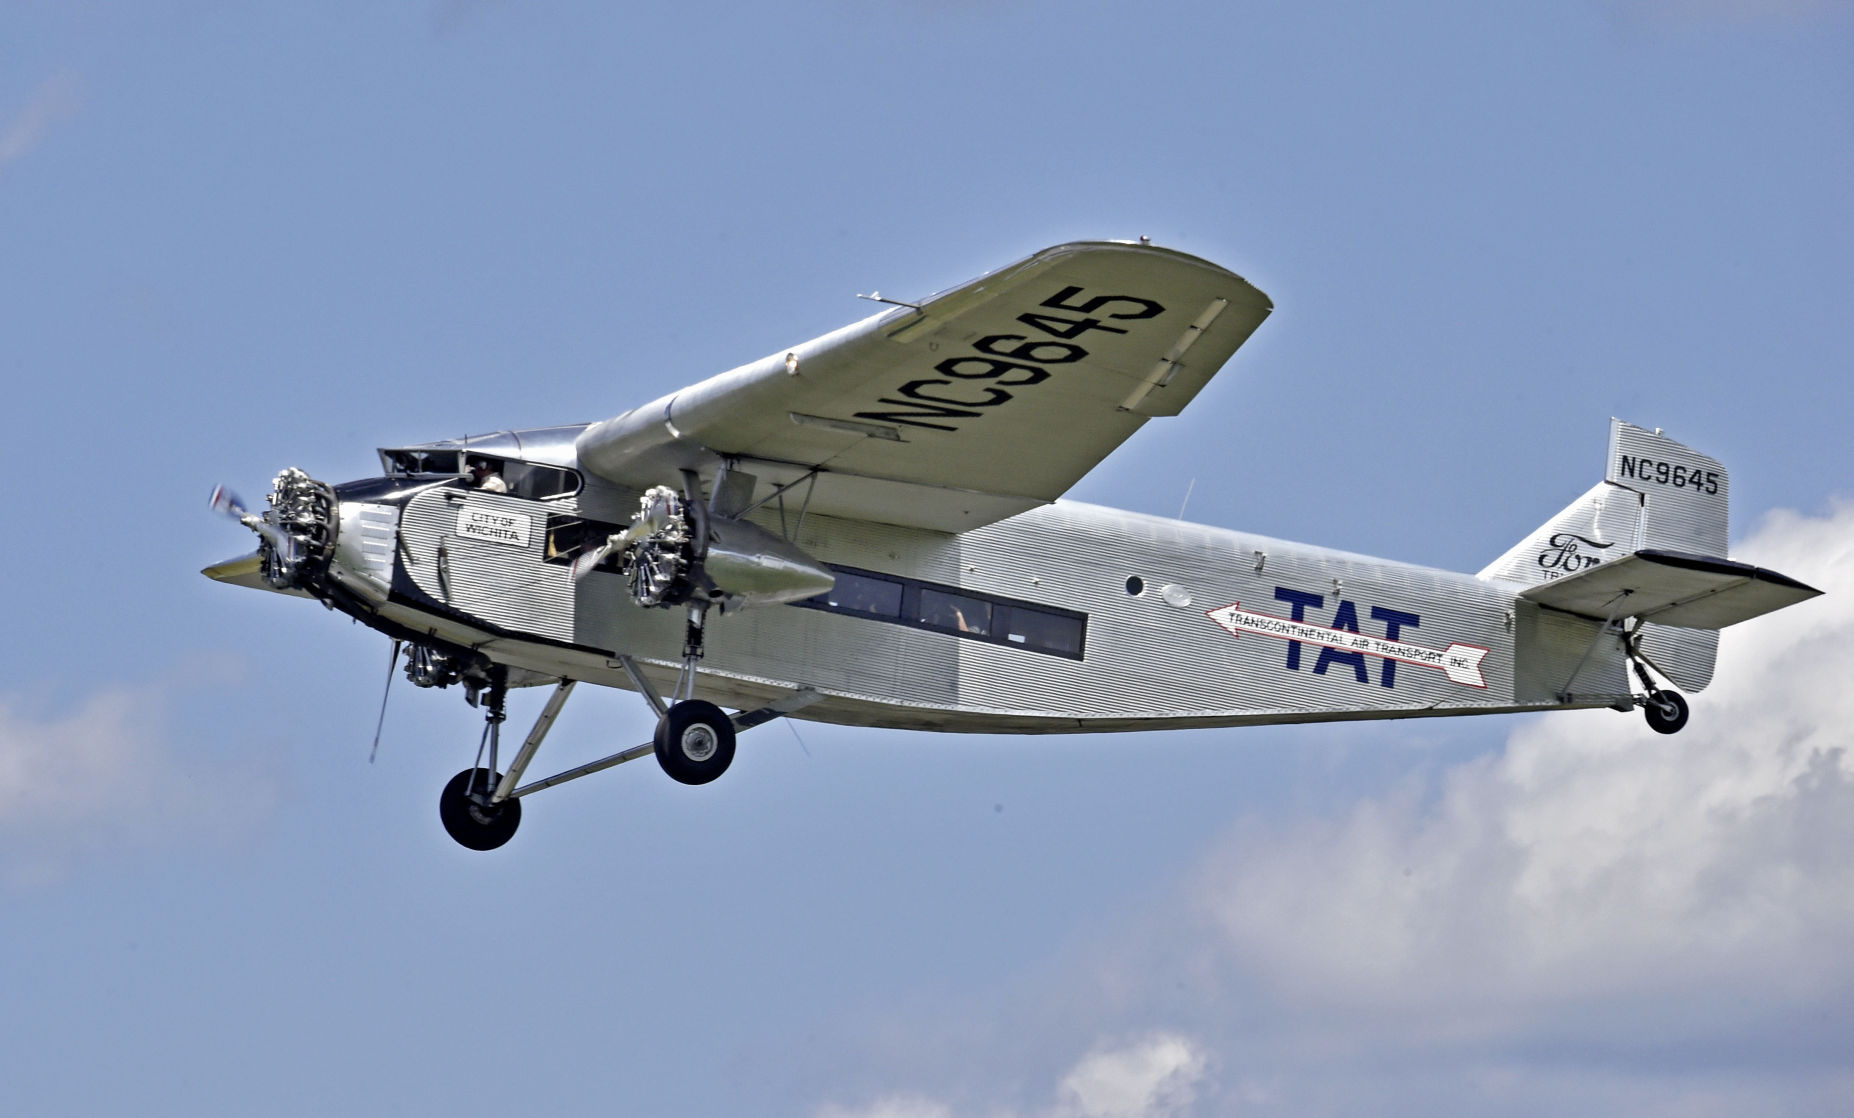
[1519,549,1820,630]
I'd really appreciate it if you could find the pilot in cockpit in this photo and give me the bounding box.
[466,456,509,494]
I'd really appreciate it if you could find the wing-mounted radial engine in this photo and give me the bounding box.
[563,474,835,805]
[576,481,836,612]
[617,485,695,606]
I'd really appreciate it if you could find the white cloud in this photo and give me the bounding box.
[0,72,80,170]
[0,682,277,885]
[1195,502,1854,1030]
[820,502,1854,1115]
[817,1034,1210,1118]
[1054,1034,1208,1118]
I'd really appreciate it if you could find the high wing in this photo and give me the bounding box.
[576,241,1271,532]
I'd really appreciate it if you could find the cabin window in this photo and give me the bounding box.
[818,570,904,618]
[544,517,593,562]
[794,564,1086,660]
[917,589,992,636]
[997,605,1084,655]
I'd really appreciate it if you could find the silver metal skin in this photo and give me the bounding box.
[204,242,1820,828]
[217,419,1798,739]
[372,479,1607,732]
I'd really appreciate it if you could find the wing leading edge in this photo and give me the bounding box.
[576,241,1272,532]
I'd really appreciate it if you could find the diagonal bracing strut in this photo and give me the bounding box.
[493,679,824,802]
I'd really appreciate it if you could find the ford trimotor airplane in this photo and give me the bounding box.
[206,241,1820,850]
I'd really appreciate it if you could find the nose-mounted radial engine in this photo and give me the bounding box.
[210,467,339,594]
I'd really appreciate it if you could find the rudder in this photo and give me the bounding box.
[1481,420,1726,692]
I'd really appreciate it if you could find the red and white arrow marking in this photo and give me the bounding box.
[1205,602,1490,689]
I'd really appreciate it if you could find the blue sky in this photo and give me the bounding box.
[3,3,1852,1115]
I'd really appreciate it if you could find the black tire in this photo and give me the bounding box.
[439,767,522,850]
[1644,690,1689,735]
[654,700,736,785]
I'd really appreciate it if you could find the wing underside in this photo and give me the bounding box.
[576,241,1272,532]
[1519,549,1821,629]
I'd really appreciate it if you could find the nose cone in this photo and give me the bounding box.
[202,551,313,597]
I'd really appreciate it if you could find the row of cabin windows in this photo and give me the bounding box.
[537,520,1087,660]
[795,566,1087,659]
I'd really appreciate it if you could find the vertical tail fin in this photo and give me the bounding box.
[1482,420,1727,692]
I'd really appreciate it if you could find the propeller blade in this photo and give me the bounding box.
[570,533,627,583]
[209,485,248,521]
[211,483,291,553]
[570,544,608,582]
[370,640,401,764]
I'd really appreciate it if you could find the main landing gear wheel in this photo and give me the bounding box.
[654,699,736,785]
[1643,689,1690,735]
[439,767,522,850]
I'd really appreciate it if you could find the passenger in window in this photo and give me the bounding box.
[921,590,989,635]
[467,457,509,494]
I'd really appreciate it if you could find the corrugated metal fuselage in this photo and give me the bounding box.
[358,475,1632,733]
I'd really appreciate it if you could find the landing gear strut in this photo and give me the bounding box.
[439,666,522,850]
[650,603,737,785]
[433,652,821,849]
[1626,632,1690,735]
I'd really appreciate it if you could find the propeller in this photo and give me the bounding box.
[571,486,688,584]
[570,527,645,583]
[208,484,292,555]
[370,639,402,764]
[569,533,619,582]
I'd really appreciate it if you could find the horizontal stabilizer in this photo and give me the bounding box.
[1519,549,1820,629]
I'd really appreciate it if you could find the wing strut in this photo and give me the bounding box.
[490,683,824,802]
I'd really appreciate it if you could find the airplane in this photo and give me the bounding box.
[204,240,1822,850]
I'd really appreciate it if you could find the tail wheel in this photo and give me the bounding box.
[1643,689,1689,735]
[654,700,736,785]
[439,767,522,850]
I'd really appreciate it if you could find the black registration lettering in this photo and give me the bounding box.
[896,379,1013,408]
[852,284,1164,434]
[852,397,985,431]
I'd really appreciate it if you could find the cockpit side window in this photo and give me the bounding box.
[385,449,581,499]
[502,462,581,500]
[385,450,462,477]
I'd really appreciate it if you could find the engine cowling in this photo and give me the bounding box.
[615,484,833,609]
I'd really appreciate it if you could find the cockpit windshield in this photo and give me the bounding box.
[383,449,463,476]
[381,449,581,500]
